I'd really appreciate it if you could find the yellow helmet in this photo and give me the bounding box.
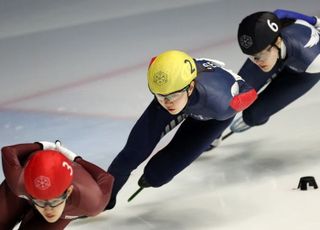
[147,50,197,95]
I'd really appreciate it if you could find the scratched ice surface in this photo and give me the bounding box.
[1,0,320,229]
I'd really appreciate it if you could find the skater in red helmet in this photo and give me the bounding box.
[0,141,114,229]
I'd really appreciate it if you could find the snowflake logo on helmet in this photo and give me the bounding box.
[240,35,253,49]
[34,176,51,190]
[153,71,168,86]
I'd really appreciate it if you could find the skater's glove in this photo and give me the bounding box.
[104,197,116,210]
[37,141,57,150]
[138,175,151,188]
[55,140,79,161]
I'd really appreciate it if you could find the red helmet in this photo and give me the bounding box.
[24,150,73,200]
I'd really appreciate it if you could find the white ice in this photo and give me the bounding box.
[1,0,320,229]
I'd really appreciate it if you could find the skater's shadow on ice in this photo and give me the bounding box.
[127,202,221,230]
[196,138,320,186]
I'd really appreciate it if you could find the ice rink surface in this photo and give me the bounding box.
[1,0,320,229]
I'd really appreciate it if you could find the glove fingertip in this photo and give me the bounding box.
[55,140,61,146]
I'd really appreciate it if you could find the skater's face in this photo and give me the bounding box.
[33,185,73,223]
[249,37,281,72]
[156,81,195,115]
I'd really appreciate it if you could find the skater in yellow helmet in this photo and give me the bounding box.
[106,50,257,209]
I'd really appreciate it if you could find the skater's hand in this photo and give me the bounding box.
[55,140,78,161]
[138,175,151,188]
[37,141,57,150]
[104,197,116,210]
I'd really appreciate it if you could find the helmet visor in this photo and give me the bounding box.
[31,190,68,208]
[154,85,189,102]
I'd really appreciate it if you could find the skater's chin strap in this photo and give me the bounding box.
[272,37,287,67]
